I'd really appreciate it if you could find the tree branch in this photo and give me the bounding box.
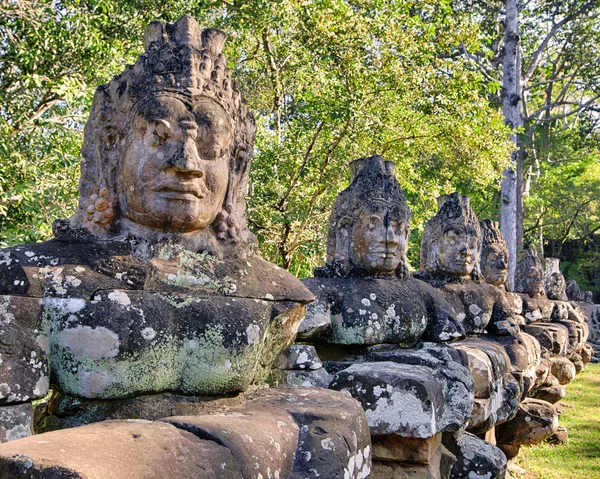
[522,0,597,85]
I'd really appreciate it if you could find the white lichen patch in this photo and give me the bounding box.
[108,291,131,307]
[321,438,335,450]
[141,327,157,340]
[33,375,49,397]
[364,388,436,438]
[5,423,32,442]
[58,326,120,360]
[0,297,16,325]
[246,324,262,345]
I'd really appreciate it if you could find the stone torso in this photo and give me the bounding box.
[0,240,312,398]
[302,276,461,345]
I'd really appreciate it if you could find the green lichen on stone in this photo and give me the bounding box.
[37,296,293,398]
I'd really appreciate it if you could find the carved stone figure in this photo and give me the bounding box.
[515,249,546,298]
[302,155,464,345]
[56,17,256,253]
[416,193,518,337]
[480,220,509,290]
[544,258,568,301]
[0,15,313,426]
[566,280,593,303]
[317,155,411,279]
[420,193,481,281]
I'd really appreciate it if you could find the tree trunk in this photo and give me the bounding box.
[501,0,524,291]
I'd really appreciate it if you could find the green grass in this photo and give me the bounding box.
[514,362,600,479]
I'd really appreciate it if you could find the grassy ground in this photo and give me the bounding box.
[513,362,600,479]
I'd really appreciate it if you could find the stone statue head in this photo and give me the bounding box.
[566,280,593,303]
[480,219,509,288]
[420,192,481,281]
[544,258,568,301]
[317,155,412,278]
[514,248,545,297]
[57,16,256,254]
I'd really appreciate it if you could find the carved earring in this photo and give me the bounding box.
[84,186,117,229]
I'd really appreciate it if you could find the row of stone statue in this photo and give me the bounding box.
[269,153,592,478]
[0,15,594,479]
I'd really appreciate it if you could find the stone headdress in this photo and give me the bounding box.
[57,15,256,245]
[420,192,482,281]
[318,155,412,278]
[480,220,507,255]
[514,248,545,297]
[544,257,568,301]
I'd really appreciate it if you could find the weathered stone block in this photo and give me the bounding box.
[529,376,566,404]
[330,362,446,438]
[39,291,305,398]
[371,433,441,463]
[165,386,371,479]
[522,322,569,356]
[368,343,474,433]
[0,404,33,443]
[445,432,507,479]
[275,344,323,370]
[496,398,558,446]
[301,277,460,345]
[0,419,244,478]
[370,443,456,479]
[271,368,332,388]
[550,356,576,385]
[0,296,49,406]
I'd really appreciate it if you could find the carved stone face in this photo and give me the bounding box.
[522,267,544,297]
[437,225,478,277]
[119,96,232,232]
[482,244,508,286]
[348,206,409,275]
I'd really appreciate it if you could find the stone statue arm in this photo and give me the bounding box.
[0,295,50,443]
[564,302,585,323]
[487,293,519,336]
[421,286,465,342]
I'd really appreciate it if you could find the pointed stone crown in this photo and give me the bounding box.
[480,219,507,251]
[515,248,545,296]
[420,192,482,278]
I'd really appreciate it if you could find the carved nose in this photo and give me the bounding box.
[167,139,204,176]
[496,258,507,268]
[385,226,399,247]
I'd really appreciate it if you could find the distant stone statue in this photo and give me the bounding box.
[416,193,518,336]
[0,16,312,437]
[545,258,568,301]
[480,219,509,290]
[515,248,546,298]
[301,155,464,344]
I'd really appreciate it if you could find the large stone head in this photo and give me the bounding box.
[318,155,412,278]
[60,16,256,253]
[420,192,481,280]
[544,258,568,301]
[480,219,509,288]
[515,248,545,297]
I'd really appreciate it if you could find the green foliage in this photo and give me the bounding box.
[1,0,514,273]
[0,0,183,247]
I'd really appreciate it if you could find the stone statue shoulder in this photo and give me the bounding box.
[0,240,313,304]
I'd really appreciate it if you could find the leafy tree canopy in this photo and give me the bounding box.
[1,0,514,275]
